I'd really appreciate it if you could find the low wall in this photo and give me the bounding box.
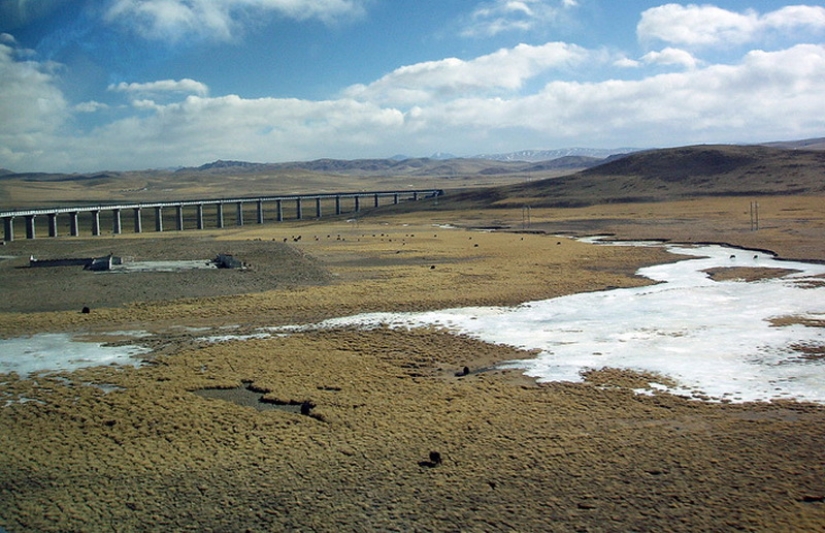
[30,255,119,270]
[30,257,94,268]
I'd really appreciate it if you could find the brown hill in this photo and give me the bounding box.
[763,137,825,151]
[439,144,825,209]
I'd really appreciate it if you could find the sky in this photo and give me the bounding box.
[1,0,824,173]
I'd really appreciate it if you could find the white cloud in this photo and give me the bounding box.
[104,0,368,42]
[638,4,825,47]
[641,47,699,69]
[3,37,825,172]
[74,101,109,113]
[108,78,209,96]
[422,44,825,144]
[0,40,68,168]
[614,56,641,68]
[461,0,579,37]
[763,4,825,30]
[62,95,406,170]
[344,42,590,105]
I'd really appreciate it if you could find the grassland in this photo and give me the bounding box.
[1,146,824,532]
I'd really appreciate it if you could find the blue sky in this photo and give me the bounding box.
[1,0,824,172]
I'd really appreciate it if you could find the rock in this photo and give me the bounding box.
[418,451,443,468]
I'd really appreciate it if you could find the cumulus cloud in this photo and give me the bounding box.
[614,56,641,68]
[638,4,825,47]
[417,44,825,144]
[344,42,590,105]
[641,47,700,69]
[104,0,368,42]
[60,95,406,170]
[108,78,209,96]
[74,101,109,113]
[3,33,825,172]
[100,43,822,168]
[461,0,579,37]
[0,39,68,168]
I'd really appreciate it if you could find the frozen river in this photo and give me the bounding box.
[301,242,825,403]
[2,241,825,403]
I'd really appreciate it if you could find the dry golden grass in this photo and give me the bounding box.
[0,212,669,337]
[2,195,825,532]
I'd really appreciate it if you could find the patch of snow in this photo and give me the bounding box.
[0,334,150,377]
[285,242,825,404]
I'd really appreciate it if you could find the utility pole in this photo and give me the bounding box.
[750,201,759,231]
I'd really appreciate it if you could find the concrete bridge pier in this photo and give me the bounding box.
[134,208,142,233]
[276,200,283,222]
[296,198,302,220]
[413,192,419,201]
[354,196,361,212]
[374,194,380,208]
[69,212,79,236]
[236,202,244,226]
[335,196,341,215]
[393,193,399,205]
[154,207,163,232]
[25,215,36,239]
[216,204,224,228]
[91,211,101,236]
[257,200,264,224]
[175,206,184,231]
[196,204,204,229]
[48,213,58,237]
[315,197,322,218]
[3,217,13,242]
[112,209,122,234]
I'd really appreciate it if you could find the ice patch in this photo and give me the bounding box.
[0,334,151,377]
[287,242,825,403]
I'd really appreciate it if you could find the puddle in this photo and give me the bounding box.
[192,384,306,413]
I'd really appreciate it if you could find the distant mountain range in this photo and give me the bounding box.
[183,153,613,177]
[471,147,640,162]
[2,138,823,178]
[385,147,638,162]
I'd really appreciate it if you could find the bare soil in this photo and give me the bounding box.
[1,198,825,532]
[0,237,332,313]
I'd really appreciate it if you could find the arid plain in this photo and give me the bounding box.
[1,146,825,532]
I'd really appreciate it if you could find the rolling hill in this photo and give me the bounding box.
[439,144,825,209]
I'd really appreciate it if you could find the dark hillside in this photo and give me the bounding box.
[434,145,825,209]
[585,146,758,181]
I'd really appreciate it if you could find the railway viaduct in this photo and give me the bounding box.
[1,189,443,241]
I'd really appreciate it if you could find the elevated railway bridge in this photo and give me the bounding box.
[1,189,443,241]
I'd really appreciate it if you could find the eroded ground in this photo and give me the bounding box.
[1,198,825,532]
